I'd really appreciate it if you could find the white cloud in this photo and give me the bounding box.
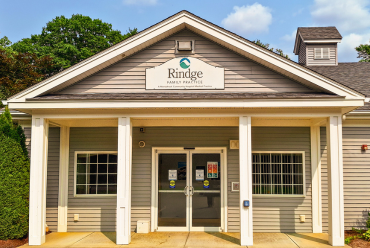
[123,0,157,6]
[311,0,370,33]
[221,3,272,36]
[338,33,370,61]
[281,30,297,41]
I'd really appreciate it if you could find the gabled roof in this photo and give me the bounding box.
[298,27,342,41]
[8,10,364,103]
[307,63,370,97]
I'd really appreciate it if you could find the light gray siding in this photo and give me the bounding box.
[68,128,118,232]
[306,44,337,66]
[321,127,370,232]
[65,126,312,232]
[46,127,60,232]
[298,41,307,65]
[228,127,312,233]
[58,29,313,94]
[24,127,31,157]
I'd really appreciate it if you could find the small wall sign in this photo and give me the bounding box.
[169,180,176,189]
[196,170,204,181]
[203,180,210,189]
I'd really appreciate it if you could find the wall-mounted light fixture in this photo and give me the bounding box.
[139,141,146,148]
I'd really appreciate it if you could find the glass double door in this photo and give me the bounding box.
[156,148,223,231]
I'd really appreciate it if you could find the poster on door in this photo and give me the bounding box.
[207,162,218,178]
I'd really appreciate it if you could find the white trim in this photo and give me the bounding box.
[116,117,132,245]
[28,117,49,245]
[1,100,7,105]
[251,151,306,197]
[7,12,363,102]
[8,98,365,110]
[326,116,345,246]
[304,39,342,43]
[239,116,253,246]
[73,151,118,198]
[310,125,322,233]
[57,126,70,232]
[151,147,227,232]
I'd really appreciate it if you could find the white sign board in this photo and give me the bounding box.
[146,57,224,90]
[168,170,177,181]
[195,170,204,181]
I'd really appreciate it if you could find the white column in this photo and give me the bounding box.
[58,126,70,232]
[326,116,344,246]
[116,117,132,245]
[310,125,322,233]
[29,117,49,245]
[239,116,253,246]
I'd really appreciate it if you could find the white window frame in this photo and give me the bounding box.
[314,48,330,60]
[74,151,118,198]
[252,151,306,198]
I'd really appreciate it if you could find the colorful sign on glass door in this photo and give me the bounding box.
[207,162,218,178]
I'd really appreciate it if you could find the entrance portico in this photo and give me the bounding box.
[23,107,347,246]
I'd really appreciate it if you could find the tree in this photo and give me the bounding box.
[12,14,137,73]
[253,39,290,59]
[0,48,55,101]
[356,43,370,62]
[0,107,30,240]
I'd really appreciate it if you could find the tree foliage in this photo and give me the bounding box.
[0,47,56,100]
[356,43,370,62]
[12,14,137,72]
[253,39,290,59]
[0,107,30,239]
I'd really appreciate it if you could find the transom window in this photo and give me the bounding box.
[75,152,117,195]
[252,152,304,196]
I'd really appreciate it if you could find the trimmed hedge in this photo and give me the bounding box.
[0,108,30,239]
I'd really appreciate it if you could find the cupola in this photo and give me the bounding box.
[294,27,342,66]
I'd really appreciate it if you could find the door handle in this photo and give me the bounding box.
[189,186,194,196]
[184,186,188,196]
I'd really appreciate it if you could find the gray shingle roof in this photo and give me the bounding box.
[307,63,370,97]
[298,27,342,40]
[29,92,340,101]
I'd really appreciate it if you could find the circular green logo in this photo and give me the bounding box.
[180,58,190,69]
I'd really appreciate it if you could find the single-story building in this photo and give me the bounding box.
[4,11,370,247]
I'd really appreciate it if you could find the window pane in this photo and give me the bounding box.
[76,185,86,194]
[98,154,108,163]
[88,164,97,173]
[98,164,107,173]
[88,174,97,184]
[98,174,107,184]
[108,174,117,184]
[97,185,107,194]
[108,185,117,194]
[77,154,87,163]
[89,154,97,163]
[109,154,117,163]
[88,185,97,194]
[77,164,86,173]
[77,174,86,184]
[108,164,117,173]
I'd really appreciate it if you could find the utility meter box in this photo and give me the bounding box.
[137,220,150,233]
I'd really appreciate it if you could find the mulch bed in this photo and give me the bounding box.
[0,232,52,248]
[346,230,370,248]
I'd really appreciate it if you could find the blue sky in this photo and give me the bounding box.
[1,0,370,62]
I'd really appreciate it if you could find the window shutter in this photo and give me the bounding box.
[314,48,322,59]
[322,48,330,59]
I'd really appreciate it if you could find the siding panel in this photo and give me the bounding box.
[59,29,313,94]
[306,44,337,66]
[321,127,370,232]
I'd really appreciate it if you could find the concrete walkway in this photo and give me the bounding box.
[20,232,350,247]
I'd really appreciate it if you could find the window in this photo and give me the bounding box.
[314,48,330,59]
[252,152,304,196]
[75,152,117,196]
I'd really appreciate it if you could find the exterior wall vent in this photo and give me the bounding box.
[314,48,330,60]
[176,40,194,54]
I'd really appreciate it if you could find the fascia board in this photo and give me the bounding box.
[9,12,363,102]
[181,16,362,99]
[304,39,342,43]
[8,99,364,110]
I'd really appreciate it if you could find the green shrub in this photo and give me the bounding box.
[0,107,30,239]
